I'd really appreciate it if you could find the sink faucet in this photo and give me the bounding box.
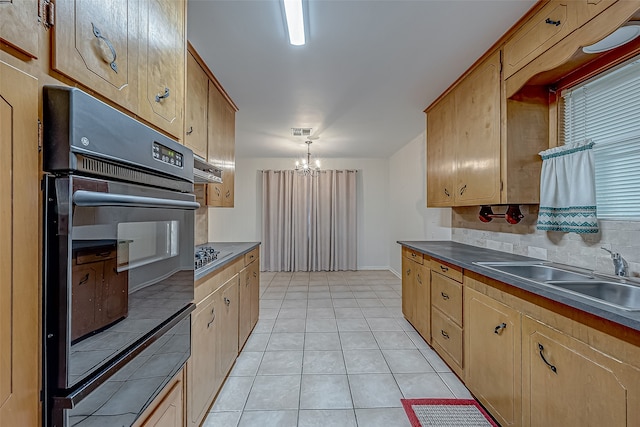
[601,247,629,277]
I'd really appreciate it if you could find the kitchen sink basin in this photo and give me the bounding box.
[545,280,640,311]
[474,261,592,282]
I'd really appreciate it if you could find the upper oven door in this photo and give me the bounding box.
[44,175,198,390]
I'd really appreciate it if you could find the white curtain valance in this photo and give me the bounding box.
[537,141,598,234]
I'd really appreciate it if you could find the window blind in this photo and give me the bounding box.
[560,58,640,219]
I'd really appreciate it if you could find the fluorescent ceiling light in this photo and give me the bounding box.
[283,0,305,46]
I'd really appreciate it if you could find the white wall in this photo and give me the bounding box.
[388,132,451,276]
[208,157,391,270]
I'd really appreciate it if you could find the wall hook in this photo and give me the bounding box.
[478,205,524,224]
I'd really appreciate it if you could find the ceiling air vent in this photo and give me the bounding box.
[291,128,312,137]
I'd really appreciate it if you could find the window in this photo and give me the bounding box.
[560,57,640,219]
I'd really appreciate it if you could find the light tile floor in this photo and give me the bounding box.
[202,270,472,427]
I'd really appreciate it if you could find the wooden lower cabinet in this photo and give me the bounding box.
[188,290,220,427]
[239,253,260,350]
[187,254,251,427]
[0,62,39,427]
[464,287,521,427]
[401,257,416,324]
[402,255,431,341]
[217,276,239,381]
[135,370,185,427]
[413,264,430,341]
[521,315,640,427]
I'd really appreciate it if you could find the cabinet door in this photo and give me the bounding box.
[426,93,455,207]
[71,262,102,341]
[522,316,640,427]
[206,183,223,206]
[454,50,501,206]
[465,288,521,427]
[0,0,38,58]
[0,61,39,427]
[53,0,139,111]
[503,1,576,79]
[185,52,209,158]
[218,276,239,379]
[138,0,185,138]
[187,292,220,427]
[248,259,260,330]
[222,100,236,207]
[414,264,430,342]
[238,268,252,350]
[401,257,416,324]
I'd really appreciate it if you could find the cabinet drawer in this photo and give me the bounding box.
[431,272,463,327]
[503,0,577,79]
[432,307,463,368]
[430,259,463,283]
[244,248,259,266]
[402,246,424,264]
[576,0,617,27]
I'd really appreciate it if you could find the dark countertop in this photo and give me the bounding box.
[195,242,260,281]
[398,240,640,332]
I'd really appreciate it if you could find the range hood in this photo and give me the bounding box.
[193,155,223,184]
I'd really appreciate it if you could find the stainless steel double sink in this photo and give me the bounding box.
[474,261,640,311]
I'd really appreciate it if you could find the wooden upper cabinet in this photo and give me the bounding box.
[138,0,186,139]
[575,0,618,26]
[185,52,209,158]
[53,0,140,112]
[426,51,501,207]
[0,61,39,427]
[454,51,501,205]
[426,92,455,207]
[503,1,577,79]
[206,81,236,207]
[207,82,226,167]
[0,0,39,58]
[222,100,236,207]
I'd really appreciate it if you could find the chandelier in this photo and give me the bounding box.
[295,140,320,175]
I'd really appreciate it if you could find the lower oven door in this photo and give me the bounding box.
[51,311,193,427]
[44,174,198,392]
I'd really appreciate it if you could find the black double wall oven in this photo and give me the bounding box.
[43,87,198,426]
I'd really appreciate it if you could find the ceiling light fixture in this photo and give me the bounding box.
[283,0,305,46]
[295,140,320,175]
[583,24,640,54]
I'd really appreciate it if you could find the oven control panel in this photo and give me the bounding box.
[153,141,184,168]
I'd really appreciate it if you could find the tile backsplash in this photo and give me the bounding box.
[451,205,640,278]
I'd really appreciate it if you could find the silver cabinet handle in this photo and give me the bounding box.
[92,23,118,73]
[186,126,193,135]
[441,330,450,339]
[155,87,170,102]
[224,297,231,306]
[494,322,507,335]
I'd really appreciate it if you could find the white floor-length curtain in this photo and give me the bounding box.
[261,169,357,271]
[310,170,357,271]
